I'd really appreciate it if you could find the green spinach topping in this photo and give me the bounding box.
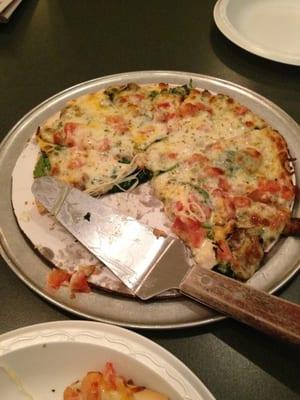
[109,169,153,193]
[33,153,51,178]
[213,262,235,278]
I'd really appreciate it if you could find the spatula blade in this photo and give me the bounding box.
[32,177,190,297]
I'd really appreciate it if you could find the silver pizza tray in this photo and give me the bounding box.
[0,71,299,329]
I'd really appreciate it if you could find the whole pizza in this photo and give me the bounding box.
[32,81,295,292]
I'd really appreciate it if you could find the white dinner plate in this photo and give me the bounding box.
[214,0,300,65]
[0,321,214,399]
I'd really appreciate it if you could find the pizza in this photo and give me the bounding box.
[63,362,168,400]
[34,81,295,288]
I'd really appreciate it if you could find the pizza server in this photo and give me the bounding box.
[32,176,300,345]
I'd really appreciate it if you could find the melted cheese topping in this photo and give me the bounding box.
[36,82,294,281]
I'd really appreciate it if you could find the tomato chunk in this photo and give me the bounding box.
[47,268,71,289]
[216,240,233,262]
[63,386,81,400]
[103,362,117,390]
[233,196,252,208]
[179,102,211,117]
[206,166,224,177]
[187,153,208,165]
[172,217,205,248]
[218,177,230,191]
[64,122,79,135]
[281,184,295,200]
[81,372,102,400]
[69,271,91,293]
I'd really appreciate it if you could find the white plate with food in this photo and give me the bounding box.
[1,70,300,328]
[214,0,300,65]
[0,320,214,400]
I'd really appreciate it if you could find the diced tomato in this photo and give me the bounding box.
[248,189,267,203]
[233,196,252,208]
[159,82,169,89]
[234,105,248,115]
[212,188,224,198]
[206,166,225,177]
[251,180,295,202]
[64,122,79,135]
[69,271,91,293]
[103,362,117,390]
[187,153,208,165]
[63,386,81,400]
[157,102,171,109]
[259,179,281,193]
[53,131,65,145]
[134,93,145,101]
[166,152,177,159]
[119,95,128,103]
[248,179,283,203]
[179,102,211,117]
[106,115,129,134]
[67,158,85,169]
[175,201,184,211]
[250,213,270,227]
[270,211,288,230]
[172,217,205,248]
[281,184,295,200]
[216,240,233,262]
[207,142,223,151]
[245,147,261,159]
[157,112,176,122]
[223,197,236,220]
[47,268,71,289]
[218,177,231,191]
[81,372,102,400]
[51,164,60,175]
[98,138,111,152]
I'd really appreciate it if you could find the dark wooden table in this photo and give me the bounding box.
[0,1,299,399]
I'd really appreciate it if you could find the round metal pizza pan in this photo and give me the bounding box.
[0,70,299,329]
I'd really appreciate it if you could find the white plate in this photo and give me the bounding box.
[214,0,300,65]
[0,321,214,400]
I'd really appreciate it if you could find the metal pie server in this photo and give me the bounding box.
[32,177,300,345]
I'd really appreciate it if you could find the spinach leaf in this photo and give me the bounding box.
[169,84,191,96]
[213,262,235,278]
[118,156,131,164]
[33,153,51,178]
[149,90,159,99]
[109,169,153,193]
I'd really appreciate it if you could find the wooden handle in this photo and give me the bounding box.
[179,266,300,346]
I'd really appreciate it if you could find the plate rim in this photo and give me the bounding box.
[0,320,215,400]
[213,0,300,66]
[1,70,300,329]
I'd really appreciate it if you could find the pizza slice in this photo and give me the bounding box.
[63,362,168,400]
[151,126,294,280]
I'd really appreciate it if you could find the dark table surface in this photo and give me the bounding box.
[0,1,299,399]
